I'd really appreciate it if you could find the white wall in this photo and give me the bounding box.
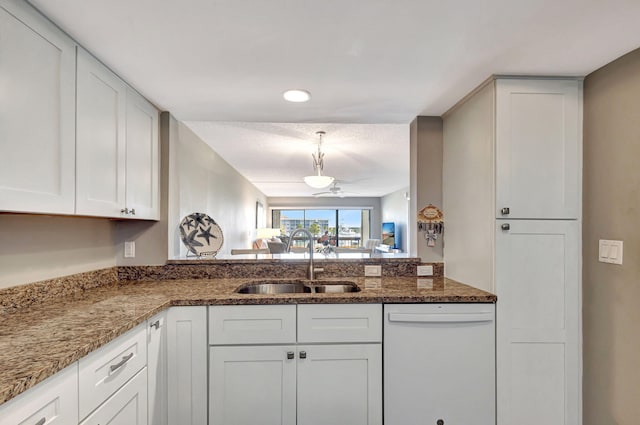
[442,81,495,292]
[380,188,409,253]
[168,118,268,258]
[0,214,116,288]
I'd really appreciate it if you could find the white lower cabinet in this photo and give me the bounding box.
[496,220,580,425]
[78,323,147,419]
[80,368,148,425]
[167,306,208,425]
[208,304,382,425]
[297,344,382,425]
[0,363,78,425]
[210,345,297,425]
[148,311,167,425]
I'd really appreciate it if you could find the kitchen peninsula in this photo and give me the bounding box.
[0,258,495,425]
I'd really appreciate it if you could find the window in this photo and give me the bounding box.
[272,208,371,248]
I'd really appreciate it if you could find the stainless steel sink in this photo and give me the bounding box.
[235,280,360,294]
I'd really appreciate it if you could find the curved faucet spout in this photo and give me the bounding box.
[286,228,320,280]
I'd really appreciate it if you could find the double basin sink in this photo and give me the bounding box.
[235,280,360,294]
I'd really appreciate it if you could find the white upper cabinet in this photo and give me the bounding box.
[76,48,160,220]
[126,88,160,220]
[496,79,581,219]
[76,47,127,218]
[0,0,76,214]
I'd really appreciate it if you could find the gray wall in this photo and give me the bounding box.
[583,47,640,424]
[168,118,268,258]
[410,116,443,261]
[380,187,409,253]
[0,214,116,288]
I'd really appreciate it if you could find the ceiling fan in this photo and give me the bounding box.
[312,182,358,198]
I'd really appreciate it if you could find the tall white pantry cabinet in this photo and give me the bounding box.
[443,77,582,425]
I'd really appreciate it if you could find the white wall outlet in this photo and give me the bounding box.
[417,265,434,276]
[598,239,623,265]
[364,265,381,277]
[124,241,136,258]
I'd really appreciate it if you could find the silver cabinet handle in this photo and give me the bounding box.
[130,208,136,215]
[501,223,510,230]
[287,351,294,360]
[501,207,510,215]
[109,352,134,373]
[35,418,46,425]
[299,351,307,359]
[150,320,160,330]
[121,208,129,215]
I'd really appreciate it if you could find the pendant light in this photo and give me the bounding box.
[304,131,335,189]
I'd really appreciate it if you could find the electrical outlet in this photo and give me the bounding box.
[124,241,136,258]
[364,265,381,277]
[417,265,433,276]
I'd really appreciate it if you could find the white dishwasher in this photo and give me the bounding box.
[384,303,495,425]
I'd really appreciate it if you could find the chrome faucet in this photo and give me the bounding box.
[286,228,323,280]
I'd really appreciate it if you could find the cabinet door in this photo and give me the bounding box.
[167,307,207,425]
[0,363,78,425]
[496,220,580,425]
[496,79,581,219]
[76,47,127,218]
[297,344,382,425]
[209,345,297,425]
[126,88,159,220]
[148,311,167,425]
[80,368,148,425]
[0,0,76,214]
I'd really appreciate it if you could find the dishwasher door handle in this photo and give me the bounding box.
[387,312,494,323]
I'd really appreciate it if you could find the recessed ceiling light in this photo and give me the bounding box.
[283,89,311,103]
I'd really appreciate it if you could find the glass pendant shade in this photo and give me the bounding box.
[304,174,334,189]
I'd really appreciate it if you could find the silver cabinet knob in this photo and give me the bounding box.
[130,208,136,215]
[501,223,510,230]
[287,351,294,360]
[121,208,129,214]
[150,320,160,330]
[299,351,307,359]
[501,207,510,215]
[35,418,46,425]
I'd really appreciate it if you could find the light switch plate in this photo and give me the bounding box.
[124,241,136,258]
[417,265,434,276]
[364,265,381,277]
[599,239,623,265]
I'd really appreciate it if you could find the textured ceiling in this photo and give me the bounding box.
[183,122,409,197]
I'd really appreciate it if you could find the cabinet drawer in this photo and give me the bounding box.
[79,323,147,419]
[209,305,296,345]
[0,363,78,425]
[80,367,147,425]
[298,304,382,343]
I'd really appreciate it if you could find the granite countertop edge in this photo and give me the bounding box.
[0,276,495,405]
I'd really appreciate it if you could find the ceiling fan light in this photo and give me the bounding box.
[304,175,334,189]
[283,89,311,102]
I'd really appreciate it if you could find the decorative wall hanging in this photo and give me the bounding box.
[417,204,444,247]
[179,213,224,257]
